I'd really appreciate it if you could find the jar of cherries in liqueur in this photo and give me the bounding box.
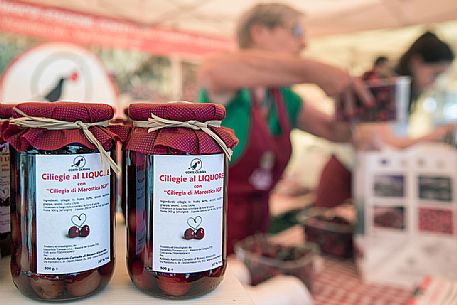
[108,113,130,221]
[0,104,15,257]
[125,102,237,298]
[3,102,120,301]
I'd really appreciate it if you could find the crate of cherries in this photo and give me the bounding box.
[234,234,317,291]
[297,205,355,259]
[336,78,397,122]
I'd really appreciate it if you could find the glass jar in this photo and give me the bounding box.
[120,147,128,219]
[109,116,130,221]
[125,103,237,298]
[0,104,15,257]
[119,109,132,221]
[0,143,10,258]
[4,102,118,301]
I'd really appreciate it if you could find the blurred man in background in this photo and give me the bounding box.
[362,55,393,81]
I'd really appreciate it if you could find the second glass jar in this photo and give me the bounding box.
[125,102,237,298]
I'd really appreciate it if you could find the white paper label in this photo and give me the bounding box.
[35,153,111,274]
[0,145,10,234]
[152,154,224,273]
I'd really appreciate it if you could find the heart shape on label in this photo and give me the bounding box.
[71,213,87,228]
[187,216,202,230]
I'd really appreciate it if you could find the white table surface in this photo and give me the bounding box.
[0,219,255,305]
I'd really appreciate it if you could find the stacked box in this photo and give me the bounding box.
[354,143,457,288]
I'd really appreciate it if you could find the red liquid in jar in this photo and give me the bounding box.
[126,150,228,298]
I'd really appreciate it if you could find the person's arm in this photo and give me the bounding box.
[296,102,352,143]
[198,49,372,106]
[353,122,457,150]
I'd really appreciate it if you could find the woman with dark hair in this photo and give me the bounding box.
[396,31,455,113]
[314,31,457,208]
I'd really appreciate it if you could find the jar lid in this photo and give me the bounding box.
[126,102,238,156]
[3,102,120,152]
[12,102,114,122]
[128,102,226,122]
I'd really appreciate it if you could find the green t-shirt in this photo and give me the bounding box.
[198,87,303,164]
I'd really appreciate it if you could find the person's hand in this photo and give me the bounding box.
[338,76,374,118]
[435,121,457,141]
[317,66,374,118]
[313,64,372,100]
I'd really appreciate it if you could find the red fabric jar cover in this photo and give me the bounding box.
[109,106,133,132]
[3,102,122,152]
[126,103,238,155]
[108,119,131,143]
[0,103,16,144]
[0,104,16,118]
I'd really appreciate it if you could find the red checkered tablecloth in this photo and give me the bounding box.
[314,258,412,305]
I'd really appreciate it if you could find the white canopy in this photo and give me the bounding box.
[21,0,457,38]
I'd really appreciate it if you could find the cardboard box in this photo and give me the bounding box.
[354,143,457,288]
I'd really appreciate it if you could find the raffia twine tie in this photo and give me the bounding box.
[10,108,120,174]
[133,112,233,160]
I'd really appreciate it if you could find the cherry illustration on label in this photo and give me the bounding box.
[68,213,90,238]
[183,216,204,240]
[195,228,205,240]
[68,226,80,238]
[184,228,195,240]
[79,225,90,237]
